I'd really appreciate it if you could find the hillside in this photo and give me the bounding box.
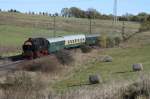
[50,31,150,92]
[0,12,140,55]
[0,12,150,98]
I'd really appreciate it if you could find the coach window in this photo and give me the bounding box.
[73,40,74,44]
[70,40,72,44]
[80,39,81,42]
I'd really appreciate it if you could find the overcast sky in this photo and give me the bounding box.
[0,0,150,15]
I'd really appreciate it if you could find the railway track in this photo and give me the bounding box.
[0,60,25,71]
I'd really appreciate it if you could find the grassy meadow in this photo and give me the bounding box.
[1,12,150,98]
[0,12,140,46]
[50,31,150,93]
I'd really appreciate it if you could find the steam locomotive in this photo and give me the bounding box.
[22,34,100,59]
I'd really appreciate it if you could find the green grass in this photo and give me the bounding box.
[0,12,140,53]
[0,12,139,55]
[52,31,150,92]
[0,25,74,46]
[0,12,140,46]
[1,12,150,97]
[0,12,140,35]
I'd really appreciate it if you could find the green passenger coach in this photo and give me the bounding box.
[47,37,65,53]
[85,34,100,45]
[64,34,86,48]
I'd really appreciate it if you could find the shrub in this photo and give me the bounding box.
[55,50,74,65]
[114,36,122,46]
[80,44,92,53]
[98,35,107,48]
[0,71,45,99]
[139,16,150,32]
[98,35,119,48]
[18,55,60,72]
[121,79,150,99]
[106,37,115,48]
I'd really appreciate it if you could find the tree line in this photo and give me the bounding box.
[0,8,150,23]
[61,7,112,20]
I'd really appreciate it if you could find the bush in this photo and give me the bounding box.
[18,55,60,72]
[98,35,120,48]
[98,35,107,48]
[139,22,150,32]
[80,44,92,53]
[121,79,150,99]
[139,16,150,32]
[106,37,115,48]
[55,50,74,65]
[114,36,122,46]
[0,71,45,99]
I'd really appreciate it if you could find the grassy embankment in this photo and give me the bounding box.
[51,31,150,93]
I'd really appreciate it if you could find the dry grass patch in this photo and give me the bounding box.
[0,71,48,99]
[17,55,61,73]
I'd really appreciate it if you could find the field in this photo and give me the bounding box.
[0,12,140,55]
[1,12,150,98]
[50,31,150,92]
[0,31,147,99]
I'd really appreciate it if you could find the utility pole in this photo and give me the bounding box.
[122,21,126,41]
[53,15,56,37]
[89,18,92,34]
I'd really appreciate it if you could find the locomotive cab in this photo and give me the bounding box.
[22,37,50,59]
[22,38,34,59]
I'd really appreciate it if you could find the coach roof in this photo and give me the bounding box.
[47,37,64,43]
[63,34,85,41]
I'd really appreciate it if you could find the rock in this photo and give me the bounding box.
[89,75,100,84]
[132,63,143,71]
[97,55,113,62]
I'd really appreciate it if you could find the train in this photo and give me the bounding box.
[22,34,100,59]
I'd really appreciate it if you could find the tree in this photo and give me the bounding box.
[137,12,149,22]
[61,8,70,17]
[86,8,101,19]
[54,13,59,16]
[32,12,35,15]
[69,7,83,18]
[39,12,42,15]
[139,15,150,31]
[49,13,52,16]
[8,9,20,13]
[42,12,45,16]
[130,16,139,22]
